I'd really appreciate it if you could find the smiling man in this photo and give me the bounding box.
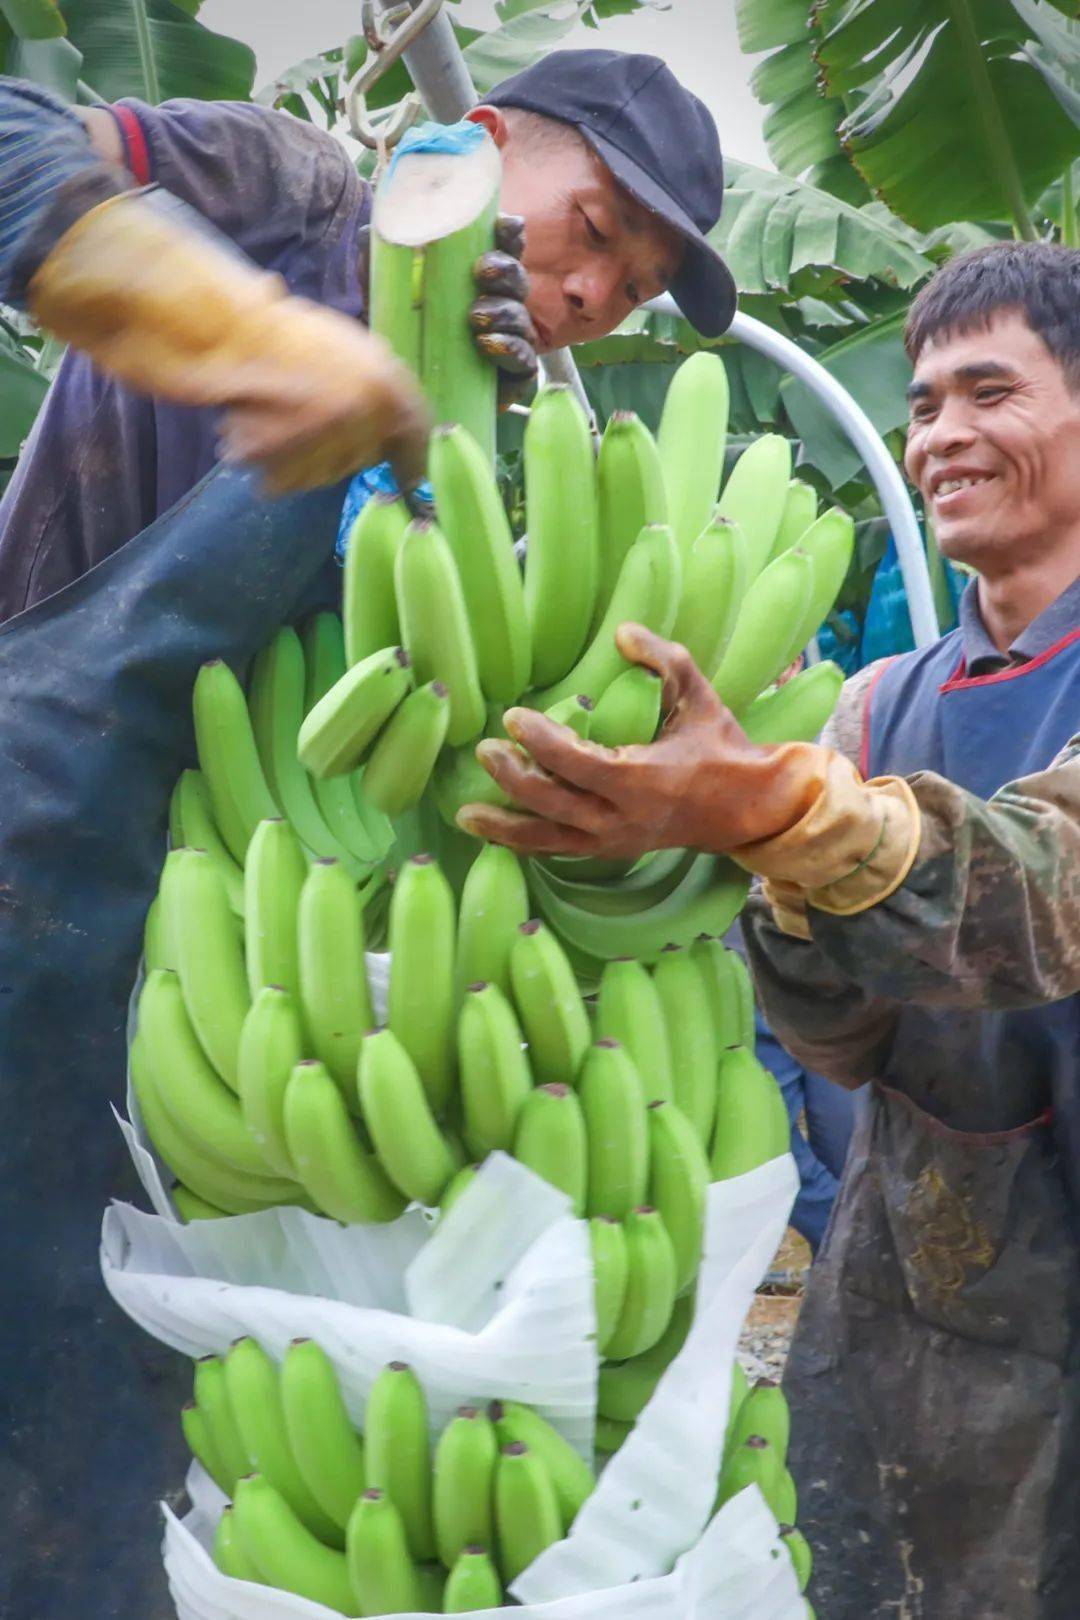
[0,50,732,621]
[465,242,1080,1617]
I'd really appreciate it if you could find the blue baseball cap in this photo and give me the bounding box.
[487,49,736,338]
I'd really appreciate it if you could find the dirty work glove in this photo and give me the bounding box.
[470,212,539,410]
[29,191,429,498]
[458,625,921,921]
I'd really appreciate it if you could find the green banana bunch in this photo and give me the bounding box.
[715,433,793,584]
[396,517,486,747]
[594,956,674,1105]
[231,1474,355,1613]
[740,660,844,746]
[429,421,531,703]
[225,1337,343,1545]
[169,769,244,914]
[512,1083,588,1216]
[388,853,457,1116]
[657,351,729,562]
[523,384,599,688]
[509,919,590,1087]
[597,1292,694,1422]
[363,680,451,816]
[589,665,662,748]
[458,981,533,1158]
[456,843,529,998]
[712,546,814,715]
[364,1361,436,1562]
[534,522,680,710]
[281,1338,368,1534]
[358,1029,457,1206]
[297,641,413,781]
[579,1040,649,1221]
[495,1441,563,1584]
[489,1401,595,1531]
[433,1405,498,1569]
[444,1546,503,1612]
[594,410,668,628]
[691,936,756,1051]
[647,1099,709,1295]
[604,1205,678,1362]
[652,944,719,1149]
[243,818,306,1001]
[342,493,408,666]
[297,857,373,1106]
[192,659,280,865]
[589,1215,629,1356]
[670,515,749,680]
[711,1044,791,1179]
[284,1059,406,1224]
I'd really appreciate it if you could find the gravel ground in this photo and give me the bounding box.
[737,1226,810,1382]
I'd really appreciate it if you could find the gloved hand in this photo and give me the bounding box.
[459,625,922,920]
[470,213,539,410]
[29,191,430,497]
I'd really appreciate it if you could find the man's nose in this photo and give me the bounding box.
[564,260,624,326]
[924,396,978,457]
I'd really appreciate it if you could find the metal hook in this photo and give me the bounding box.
[344,0,446,150]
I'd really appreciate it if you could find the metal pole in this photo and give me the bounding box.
[646,296,940,649]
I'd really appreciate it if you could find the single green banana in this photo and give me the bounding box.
[244,818,306,1000]
[298,642,413,781]
[171,1184,228,1222]
[670,515,750,680]
[769,477,818,562]
[231,1475,355,1612]
[775,1466,798,1527]
[237,986,303,1177]
[345,1488,425,1616]
[284,1060,406,1224]
[523,384,599,687]
[647,1099,709,1295]
[723,1358,750,1465]
[342,492,409,666]
[395,517,486,747]
[169,769,245,914]
[604,1206,678,1362]
[301,614,397,860]
[489,1402,595,1532]
[532,846,697,920]
[512,1084,588,1215]
[281,1338,368,1533]
[712,546,814,715]
[783,507,856,660]
[364,1361,435,1562]
[181,1402,232,1495]
[534,523,680,710]
[387,853,457,1116]
[153,847,188,973]
[440,1163,479,1217]
[579,1040,649,1220]
[494,1442,563,1585]
[509,920,590,1087]
[589,1215,629,1356]
[443,1546,503,1612]
[729,1379,791,1464]
[740,660,844,746]
[594,957,674,1106]
[358,1029,457,1206]
[597,1292,694,1423]
[594,410,667,630]
[130,1035,300,1214]
[781,1525,813,1592]
[432,736,511,828]
[192,659,280,865]
[458,981,533,1158]
[542,692,594,739]
[691,936,756,1049]
[652,944,719,1149]
[171,847,251,1090]
[137,969,273,1175]
[213,1505,264,1584]
[143,896,168,972]
[594,1415,632,1455]
[224,1339,343,1545]
[362,680,451,816]
[715,433,792,584]
[657,351,729,562]
[714,1434,784,1520]
[589,666,662,748]
[429,421,531,703]
[297,857,373,1105]
[456,843,529,999]
[710,1044,791,1179]
[248,627,364,873]
[433,1405,498,1569]
[194,1353,252,1490]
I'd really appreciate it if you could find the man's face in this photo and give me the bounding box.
[494,121,684,352]
[904,311,1080,569]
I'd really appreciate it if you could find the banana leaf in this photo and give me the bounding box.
[59,0,254,104]
[780,309,912,488]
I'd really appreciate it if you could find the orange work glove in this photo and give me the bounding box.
[29,191,429,497]
[459,625,921,922]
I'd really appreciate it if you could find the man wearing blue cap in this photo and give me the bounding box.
[0,51,735,619]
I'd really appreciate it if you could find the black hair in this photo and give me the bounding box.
[904,241,1080,388]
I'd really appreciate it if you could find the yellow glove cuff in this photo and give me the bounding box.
[732,749,922,920]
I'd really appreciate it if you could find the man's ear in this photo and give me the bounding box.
[467,105,510,148]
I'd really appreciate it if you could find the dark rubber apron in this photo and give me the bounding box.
[785,628,1080,1619]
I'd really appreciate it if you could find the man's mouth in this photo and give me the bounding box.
[930,471,997,511]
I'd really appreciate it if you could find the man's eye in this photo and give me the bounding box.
[582,211,606,245]
[976,387,1005,403]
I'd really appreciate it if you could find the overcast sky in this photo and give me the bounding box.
[199,0,773,169]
